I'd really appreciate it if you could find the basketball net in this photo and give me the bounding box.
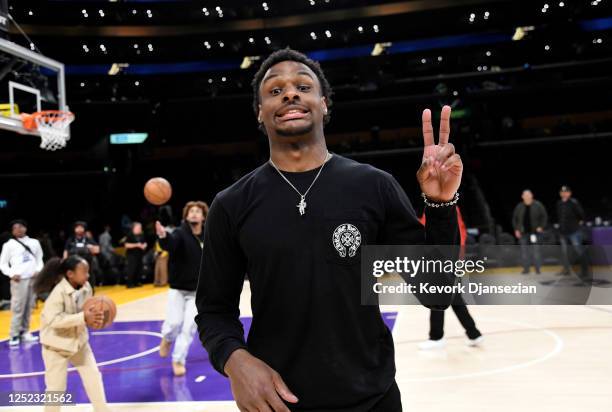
[21,110,75,151]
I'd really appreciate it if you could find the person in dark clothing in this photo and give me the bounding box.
[556,186,588,277]
[37,231,57,262]
[421,295,482,349]
[63,222,100,262]
[419,208,483,350]
[124,222,147,288]
[195,49,462,412]
[155,200,208,377]
[63,221,100,288]
[513,190,548,274]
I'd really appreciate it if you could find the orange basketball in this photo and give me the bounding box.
[83,296,117,329]
[144,177,172,205]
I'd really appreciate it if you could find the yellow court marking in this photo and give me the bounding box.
[0,284,169,340]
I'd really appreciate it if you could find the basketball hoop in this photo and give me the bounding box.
[21,110,75,151]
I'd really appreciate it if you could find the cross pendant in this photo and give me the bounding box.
[297,196,307,216]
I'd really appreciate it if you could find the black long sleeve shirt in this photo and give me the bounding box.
[158,222,204,291]
[556,198,585,235]
[195,154,457,411]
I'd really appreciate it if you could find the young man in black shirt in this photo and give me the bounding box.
[195,49,462,412]
[155,201,208,376]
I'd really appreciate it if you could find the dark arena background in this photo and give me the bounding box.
[0,1,611,411]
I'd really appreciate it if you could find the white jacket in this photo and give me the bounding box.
[40,277,92,354]
[0,236,44,279]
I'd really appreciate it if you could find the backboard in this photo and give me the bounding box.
[0,37,70,144]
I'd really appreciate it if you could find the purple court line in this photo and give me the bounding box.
[0,313,396,404]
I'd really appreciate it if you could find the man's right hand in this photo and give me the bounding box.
[11,275,21,282]
[225,349,298,412]
[514,230,522,239]
[155,221,167,238]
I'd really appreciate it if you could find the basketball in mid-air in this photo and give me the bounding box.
[144,177,172,205]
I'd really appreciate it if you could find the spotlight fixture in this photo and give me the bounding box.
[371,42,392,56]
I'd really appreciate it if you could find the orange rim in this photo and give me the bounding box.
[21,110,75,131]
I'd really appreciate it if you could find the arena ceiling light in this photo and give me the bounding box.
[108,63,129,76]
[371,42,391,56]
[240,56,261,69]
[512,26,535,41]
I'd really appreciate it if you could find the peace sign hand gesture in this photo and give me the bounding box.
[416,105,463,202]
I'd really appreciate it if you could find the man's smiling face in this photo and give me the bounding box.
[258,60,327,138]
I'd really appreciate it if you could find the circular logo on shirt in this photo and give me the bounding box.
[332,224,362,258]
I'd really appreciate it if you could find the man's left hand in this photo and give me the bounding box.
[417,105,463,202]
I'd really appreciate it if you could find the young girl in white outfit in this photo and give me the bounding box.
[38,255,110,412]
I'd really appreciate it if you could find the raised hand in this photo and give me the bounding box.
[155,221,167,238]
[416,105,463,202]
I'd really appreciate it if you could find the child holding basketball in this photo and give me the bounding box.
[37,256,111,412]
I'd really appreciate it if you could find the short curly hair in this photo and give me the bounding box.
[182,201,209,220]
[251,48,333,133]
